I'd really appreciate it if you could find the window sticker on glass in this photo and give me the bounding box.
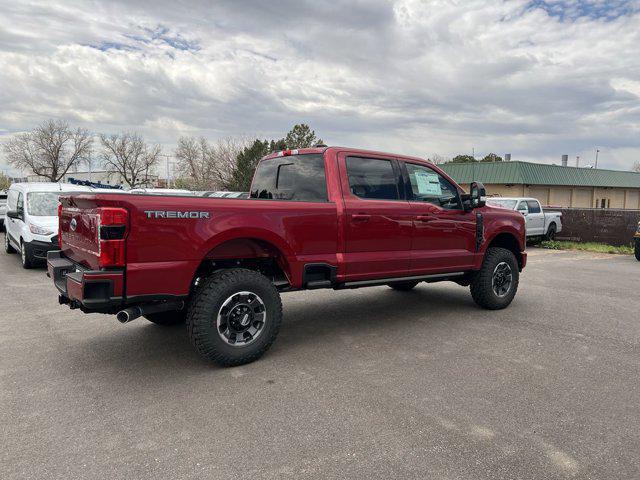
[414,171,442,196]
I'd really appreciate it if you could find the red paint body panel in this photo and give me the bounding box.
[56,147,526,303]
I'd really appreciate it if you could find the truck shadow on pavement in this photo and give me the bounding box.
[71,284,497,376]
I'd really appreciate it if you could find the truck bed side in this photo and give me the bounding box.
[60,193,339,299]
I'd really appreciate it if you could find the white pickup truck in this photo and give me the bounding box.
[486,197,562,240]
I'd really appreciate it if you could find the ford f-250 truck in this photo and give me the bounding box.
[47,146,527,366]
[486,197,562,241]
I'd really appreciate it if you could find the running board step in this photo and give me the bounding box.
[306,280,333,289]
[337,272,465,289]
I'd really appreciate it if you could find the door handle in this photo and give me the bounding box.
[351,214,371,222]
[415,215,435,222]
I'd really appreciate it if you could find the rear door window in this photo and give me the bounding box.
[250,154,327,202]
[345,157,400,200]
[526,200,541,213]
[7,190,17,210]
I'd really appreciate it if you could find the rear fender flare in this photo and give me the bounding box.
[198,228,295,280]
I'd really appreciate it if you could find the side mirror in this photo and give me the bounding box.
[6,210,20,220]
[469,182,486,209]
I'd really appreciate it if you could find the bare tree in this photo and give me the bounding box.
[431,154,450,165]
[3,119,92,181]
[100,132,161,188]
[175,136,248,191]
[632,161,640,173]
[175,136,215,190]
[210,137,249,190]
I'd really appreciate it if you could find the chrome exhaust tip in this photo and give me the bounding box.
[116,307,141,324]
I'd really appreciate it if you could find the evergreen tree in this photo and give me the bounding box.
[284,124,322,149]
[481,153,502,162]
[229,139,270,191]
[451,154,476,163]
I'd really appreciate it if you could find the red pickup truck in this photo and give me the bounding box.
[48,146,526,366]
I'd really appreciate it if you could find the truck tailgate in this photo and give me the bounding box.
[59,194,127,270]
[60,196,101,269]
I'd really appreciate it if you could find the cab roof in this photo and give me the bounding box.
[261,146,432,165]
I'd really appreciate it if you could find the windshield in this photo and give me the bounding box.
[487,199,517,210]
[27,192,60,216]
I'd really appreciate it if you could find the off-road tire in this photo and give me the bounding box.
[546,223,557,241]
[4,232,16,254]
[144,311,187,326]
[186,268,282,367]
[470,247,519,310]
[387,280,420,291]
[635,239,640,262]
[20,240,34,269]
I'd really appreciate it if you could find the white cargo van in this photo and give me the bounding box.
[3,183,91,268]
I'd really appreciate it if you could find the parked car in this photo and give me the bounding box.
[635,222,640,261]
[0,191,7,231]
[486,197,562,240]
[48,146,527,366]
[4,183,92,268]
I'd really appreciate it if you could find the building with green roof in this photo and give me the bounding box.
[440,161,640,209]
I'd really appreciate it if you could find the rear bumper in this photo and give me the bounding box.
[26,239,59,260]
[47,251,124,312]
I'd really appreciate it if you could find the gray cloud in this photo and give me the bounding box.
[1,0,639,176]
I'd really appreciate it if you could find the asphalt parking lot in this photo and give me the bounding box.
[1,247,639,480]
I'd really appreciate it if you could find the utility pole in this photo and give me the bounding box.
[166,155,170,188]
[595,149,600,169]
[576,155,580,167]
[158,153,173,188]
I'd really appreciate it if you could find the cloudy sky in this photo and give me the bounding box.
[1,0,639,175]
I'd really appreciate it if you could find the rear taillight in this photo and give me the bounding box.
[57,203,62,249]
[100,207,128,225]
[98,207,128,268]
[99,239,126,267]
